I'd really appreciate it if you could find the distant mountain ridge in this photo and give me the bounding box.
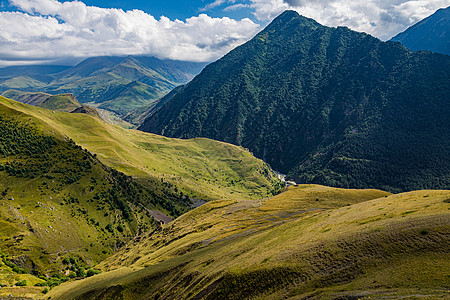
[0,56,206,117]
[139,10,450,192]
[390,6,450,55]
[0,64,70,78]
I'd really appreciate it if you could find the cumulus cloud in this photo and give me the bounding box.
[1,0,448,66]
[0,0,260,65]
[249,0,449,40]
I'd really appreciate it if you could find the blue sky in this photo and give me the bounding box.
[77,0,254,20]
[0,0,448,66]
[1,0,256,20]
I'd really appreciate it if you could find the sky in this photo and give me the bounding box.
[0,0,448,66]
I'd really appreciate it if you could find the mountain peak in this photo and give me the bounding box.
[139,11,450,193]
[278,10,300,20]
[264,10,321,34]
[390,6,450,55]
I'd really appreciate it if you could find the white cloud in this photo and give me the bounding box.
[0,0,260,65]
[249,0,449,40]
[1,0,448,66]
[224,4,251,11]
[200,0,228,11]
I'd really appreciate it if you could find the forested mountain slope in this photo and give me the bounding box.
[140,11,450,192]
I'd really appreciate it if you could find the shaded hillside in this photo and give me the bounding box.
[1,89,51,106]
[125,85,185,125]
[391,6,450,55]
[139,10,450,192]
[46,185,450,299]
[71,105,101,119]
[0,98,188,283]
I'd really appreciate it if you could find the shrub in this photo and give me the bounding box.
[76,267,86,278]
[105,224,113,233]
[15,280,27,286]
[35,281,47,287]
[86,269,102,277]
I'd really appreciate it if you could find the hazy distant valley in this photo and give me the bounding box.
[0,6,449,300]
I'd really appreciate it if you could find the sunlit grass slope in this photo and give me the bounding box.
[0,99,190,298]
[0,96,281,201]
[47,185,450,299]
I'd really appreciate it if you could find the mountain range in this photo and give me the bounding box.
[139,10,450,193]
[0,56,206,119]
[0,8,449,300]
[391,6,450,56]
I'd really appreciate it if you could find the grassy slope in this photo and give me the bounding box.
[0,101,173,272]
[0,100,191,297]
[0,96,281,201]
[47,185,450,300]
[1,89,82,112]
[39,94,81,112]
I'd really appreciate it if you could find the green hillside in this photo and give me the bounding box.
[139,10,450,193]
[0,96,281,202]
[1,89,83,112]
[0,95,281,298]
[0,65,69,79]
[46,185,450,299]
[0,100,191,297]
[0,76,47,90]
[39,94,82,112]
